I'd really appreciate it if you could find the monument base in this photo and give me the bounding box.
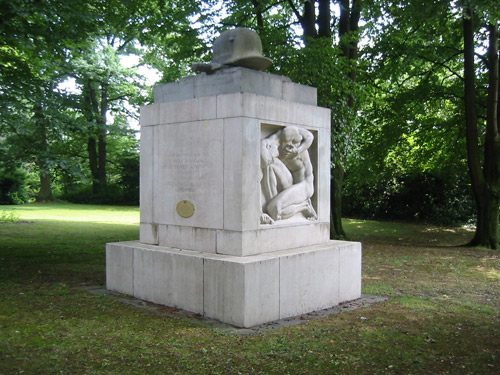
[106,241,362,328]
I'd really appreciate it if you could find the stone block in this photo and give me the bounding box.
[338,241,362,303]
[153,68,324,108]
[279,244,340,318]
[294,102,331,129]
[133,245,204,314]
[158,225,216,253]
[236,68,286,99]
[283,81,317,105]
[216,222,330,256]
[154,76,195,103]
[140,223,158,245]
[195,68,291,101]
[140,104,160,127]
[106,240,361,328]
[158,96,217,125]
[203,255,280,328]
[152,120,224,229]
[106,243,134,295]
[139,126,154,224]
[215,92,330,130]
[223,117,261,231]
[317,128,331,223]
[216,93,244,119]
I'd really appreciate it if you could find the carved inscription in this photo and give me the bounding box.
[166,152,207,193]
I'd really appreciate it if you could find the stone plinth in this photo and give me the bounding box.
[106,67,362,328]
[107,240,361,328]
[139,68,331,256]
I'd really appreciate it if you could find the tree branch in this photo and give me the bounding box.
[285,0,303,23]
[416,52,464,82]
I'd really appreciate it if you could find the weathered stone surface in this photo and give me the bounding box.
[153,68,317,106]
[106,240,361,328]
[106,243,134,295]
[107,64,362,328]
[152,120,224,230]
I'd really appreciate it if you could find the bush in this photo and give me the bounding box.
[342,171,475,225]
[60,183,138,206]
[0,168,30,205]
[0,210,20,223]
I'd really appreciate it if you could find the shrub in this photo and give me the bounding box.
[0,168,30,205]
[342,171,475,225]
[0,210,20,223]
[60,183,138,206]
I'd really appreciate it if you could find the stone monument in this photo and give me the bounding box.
[106,28,361,328]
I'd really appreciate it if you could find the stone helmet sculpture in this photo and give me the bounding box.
[192,28,273,73]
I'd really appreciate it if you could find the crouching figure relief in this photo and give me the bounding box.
[260,126,317,224]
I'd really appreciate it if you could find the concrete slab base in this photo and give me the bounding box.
[106,240,362,328]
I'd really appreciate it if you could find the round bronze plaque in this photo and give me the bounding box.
[176,200,195,218]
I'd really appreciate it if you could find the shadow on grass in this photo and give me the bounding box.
[344,218,475,247]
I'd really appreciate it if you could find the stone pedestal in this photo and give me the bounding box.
[106,67,362,328]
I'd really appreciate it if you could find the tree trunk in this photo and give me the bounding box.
[98,82,108,189]
[33,104,55,202]
[84,79,108,194]
[331,163,347,239]
[302,1,317,40]
[88,136,99,194]
[251,0,264,33]
[37,169,54,202]
[473,22,500,249]
[318,0,331,38]
[473,190,500,249]
[464,11,500,249]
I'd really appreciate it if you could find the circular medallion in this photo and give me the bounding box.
[176,200,195,218]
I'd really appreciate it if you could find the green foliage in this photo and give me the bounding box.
[61,183,138,206]
[343,171,475,225]
[0,168,30,205]
[0,210,20,223]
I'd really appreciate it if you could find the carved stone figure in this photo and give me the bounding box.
[192,28,272,74]
[260,126,317,224]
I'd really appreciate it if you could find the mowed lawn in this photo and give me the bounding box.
[0,203,499,374]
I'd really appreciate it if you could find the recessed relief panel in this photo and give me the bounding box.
[260,124,318,225]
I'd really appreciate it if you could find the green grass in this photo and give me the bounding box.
[1,203,499,374]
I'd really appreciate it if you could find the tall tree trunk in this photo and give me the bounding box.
[464,10,500,249]
[251,0,264,33]
[98,82,108,189]
[88,136,99,194]
[33,104,55,202]
[302,1,317,40]
[477,22,500,249]
[84,79,108,194]
[318,0,331,38]
[38,169,54,202]
[83,80,101,194]
[331,163,346,238]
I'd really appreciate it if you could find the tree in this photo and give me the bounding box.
[70,41,143,194]
[0,0,100,201]
[343,1,474,224]
[463,3,500,249]
[1,0,203,201]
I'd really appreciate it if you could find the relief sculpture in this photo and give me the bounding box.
[260,126,317,224]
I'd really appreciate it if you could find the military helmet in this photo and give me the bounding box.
[212,28,272,70]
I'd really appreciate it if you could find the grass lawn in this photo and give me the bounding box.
[1,203,499,374]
